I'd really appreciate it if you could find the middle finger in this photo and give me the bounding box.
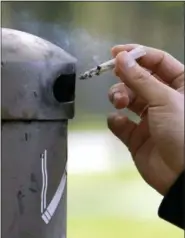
[109,83,148,117]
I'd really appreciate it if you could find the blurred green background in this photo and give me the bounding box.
[2,2,184,238]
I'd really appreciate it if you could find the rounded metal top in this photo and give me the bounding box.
[2,28,77,120]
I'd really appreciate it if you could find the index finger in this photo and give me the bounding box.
[112,44,184,89]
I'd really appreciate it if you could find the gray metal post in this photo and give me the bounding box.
[1,28,76,238]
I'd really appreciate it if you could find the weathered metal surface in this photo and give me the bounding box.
[2,28,76,238]
[2,28,77,120]
[2,122,67,238]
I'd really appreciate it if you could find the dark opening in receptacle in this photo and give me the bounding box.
[53,73,76,103]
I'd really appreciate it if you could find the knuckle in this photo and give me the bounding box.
[107,114,118,131]
[109,85,118,97]
[132,68,149,84]
[109,83,124,94]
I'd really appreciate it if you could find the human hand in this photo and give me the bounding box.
[108,44,184,195]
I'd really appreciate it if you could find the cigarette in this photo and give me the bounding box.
[79,46,146,80]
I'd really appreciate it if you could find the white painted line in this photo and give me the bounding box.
[41,148,67,224]
[44,210,51,221]
[41,163,67,224]
[45,210,51,219]
[41,154,45,214]
[43,150,48,209]
[42,213,49,224]
[47,171,66,217]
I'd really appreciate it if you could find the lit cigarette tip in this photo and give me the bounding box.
[79,45,146,80]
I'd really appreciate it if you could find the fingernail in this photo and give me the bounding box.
[122,51,136,68]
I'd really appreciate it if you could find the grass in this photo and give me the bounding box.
[68,217,182,238]
[69,117,107,131]
[67,123,182,238]
[67,169,183,238]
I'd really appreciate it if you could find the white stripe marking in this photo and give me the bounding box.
[45,210,51,219]
[47,171,66,217]
[41,164,67,224]
[41,154,45,214]
[43,150,48,209]
[44,210,51,221]
[42,213,49,224]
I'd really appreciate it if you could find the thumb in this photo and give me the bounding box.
[116,51,177,106]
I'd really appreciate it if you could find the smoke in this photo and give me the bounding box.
[1,3,132,116]
[2,7,124,66]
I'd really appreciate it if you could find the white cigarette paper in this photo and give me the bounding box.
[79,46,146,80]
